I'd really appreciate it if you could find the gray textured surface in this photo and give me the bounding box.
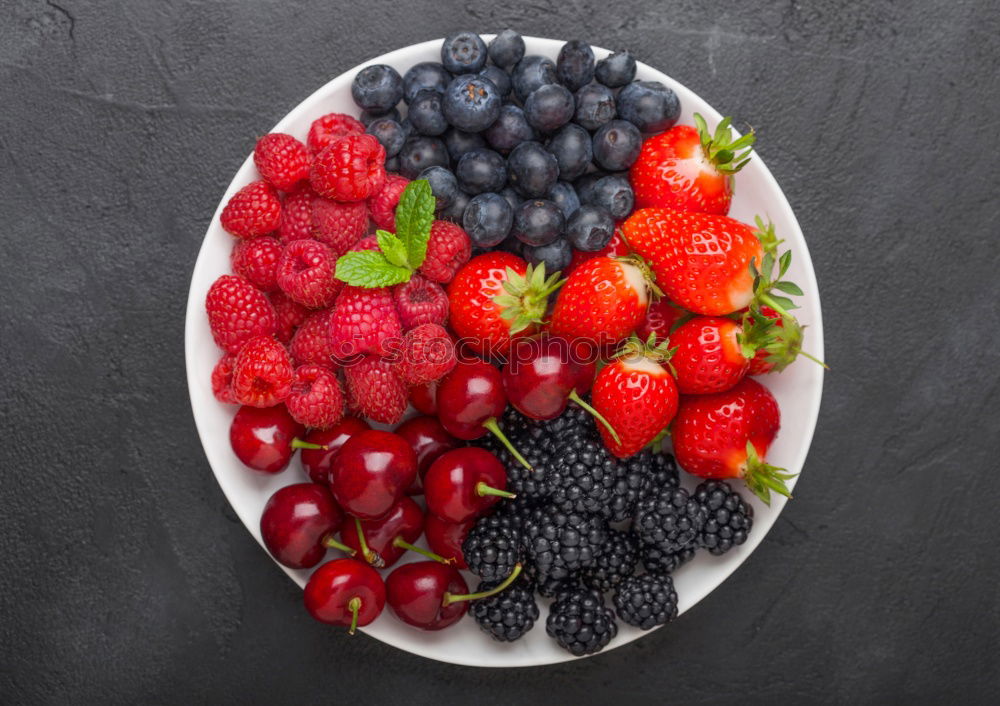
[2,0,998,703]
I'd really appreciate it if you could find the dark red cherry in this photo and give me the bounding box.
[303,558,385,633]
[260,483,354,569]
[230,405,307,473]
[395,415,462,494]
[331,430,418,520]
[300,416,370,485]
[424,447,514,523]
[409,381,438,415]
[340,496,452,568]
[424,513,473,569]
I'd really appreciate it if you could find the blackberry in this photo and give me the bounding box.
[462,511,523,582]
[640,543,696,575]
[613,573,678,630]
[522,506,608,582]
[610,450,655,522]
[646,452,680,494]
[471,575,539,642]
[582,529,640,592]
[546,587,618,656]
[634,486,706,554]
[548,435,620,519]
[693,480,753,555]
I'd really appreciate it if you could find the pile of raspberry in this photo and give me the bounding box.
[206,115,472,429]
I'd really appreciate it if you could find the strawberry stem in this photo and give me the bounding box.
[347,597,361,636]
[482,418,532,470]
[475,481,516,499]
[392,537,455,564]
[567,390,621,445]
[442,563,523,606]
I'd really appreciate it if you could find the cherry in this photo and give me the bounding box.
[386,561,523,631]
[340,496,452,568]
[394,415,462,494]
[230,405,321,473]
[424,513,474,569]
[260,483,355,569]
[331,429,418,520]
[424,448,514,523]
[304,558,385,634]
[300,416,370,486]
[409,381,438,415]
[435,360,531,469]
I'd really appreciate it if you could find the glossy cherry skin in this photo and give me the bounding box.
[424,513,473,569]
[300,416,370,486]
[340,496,423,568]
[304,558,385,629]
[436,360,507,440]
[230,404,305,473]
[395,415,462,494]
[409,381,438,415]
[331,430,418,520]
[503,336,598,420]
[260,483,344,569]
[424,447,509,523]
[385,561,469,630]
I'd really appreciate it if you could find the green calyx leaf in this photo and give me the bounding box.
[614,332,677,371]
[742,441,797,506]
[335,250,412,288]
[693,112,756,174]
[394,179,435,269]
[754,216,783,255]
[738,306,804,370]
[747,226,804,319]
[491,263,564,334]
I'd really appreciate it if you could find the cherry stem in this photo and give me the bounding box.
[393,537,455,564]
[482,418,532,470]
[353,517,382,567]
[322,534,357,557]
[475,481,516,499]
[442,563,523,606]
[347,597,361,636]
[291,439,327,450]
[567,390,621,445]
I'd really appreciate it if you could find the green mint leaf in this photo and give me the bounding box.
[394,179,435,268]
[335,250,412,288]
[377,230,410,269]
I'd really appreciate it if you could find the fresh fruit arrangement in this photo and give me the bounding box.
[203,30,821,657]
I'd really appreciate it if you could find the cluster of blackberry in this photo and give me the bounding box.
[463,403,755,654]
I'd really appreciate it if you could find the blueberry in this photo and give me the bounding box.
[479,65,512,98]
[512,55,557,103]
[574,83,617,131]
[456,148,507,194]
[566,205,615,251]
[594,50,636,88]
[592,120,642,171]
[484,105,536,153]
[512,199,565,246]
[419,166,459,209]
[403,62,452,104]
[398,136,449,179]
[547,181,582,220]
[507,141,560,198]
[441,31,488,74]
[573,171,607,205]
[443,75,502,133]
[443,128,486,162]
[351,64,403,114]
[546,123,592,181]
[408,90,448,136]
[463,192,514,247]
[361,106,400,126]
[499,185,524,213]
[616,81,681,133]
[556,40,595,92]
[366,118,406,157]
[584,174,634,220]
[488,29,525,69]
[524,84,575,133]
[523,237,572,272]
[384,156,400,173]
[497,234,525,257]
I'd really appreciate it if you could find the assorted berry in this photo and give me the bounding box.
[204,30,821,655]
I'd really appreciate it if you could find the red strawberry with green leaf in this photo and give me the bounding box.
[669,316,756,395]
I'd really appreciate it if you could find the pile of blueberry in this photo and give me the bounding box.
[351,30,681,273]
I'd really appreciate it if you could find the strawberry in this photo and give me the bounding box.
[671,377,794,504]
[635,298,686,343]
[447,253,561,357]
[549,255,652,346]
[565,228,629,276]
[344,355,408,424]
[669,316,755,394]
[630,114,755,215]
[590,337,679,458]
[744,306,804,376]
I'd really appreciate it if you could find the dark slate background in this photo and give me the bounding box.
[2,0,998,703]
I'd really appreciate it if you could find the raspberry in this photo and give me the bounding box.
[276,239,343,309]
[205,275,278,354]
[367,173,409,230]
[349,235,379,252]
[329,286,402,358]
[278,185,315,243]
[286,364,345,429]
[289,309,336,367]
[253,133,310,192]
[220,180,282,239]
[419,220,472,283]
[394,323,456,385]
[231,336,294,407]
[392,274,449,330]
[268,290,310,343]
[307,112,366,154]
[211,353,238,404]
[310,134,386,202]
[344,355,407,424]
[231,236,282,291]
[312,197,369,255]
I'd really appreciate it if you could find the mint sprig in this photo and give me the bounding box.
[335,179,436,288]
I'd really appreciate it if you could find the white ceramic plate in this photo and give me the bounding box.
[185,35,824,667]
